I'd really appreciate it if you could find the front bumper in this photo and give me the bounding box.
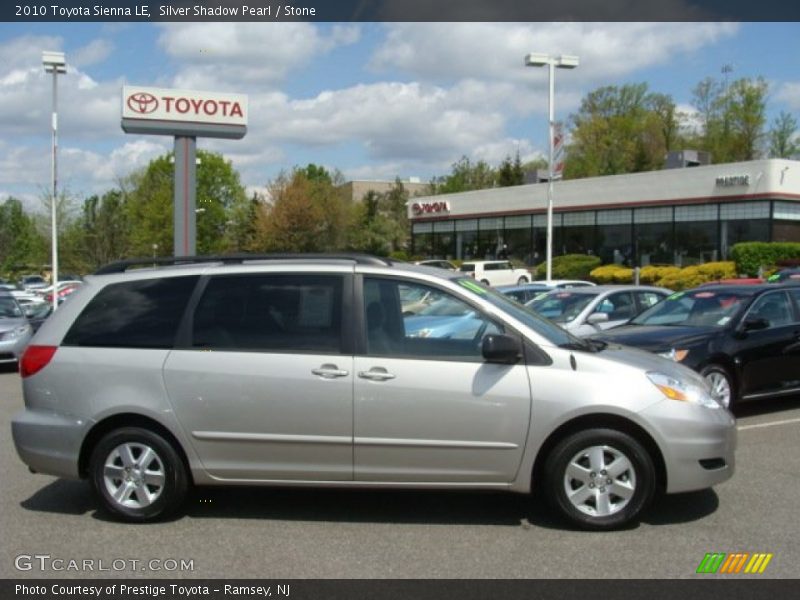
[0,331,32,362]
[11,409,88,479]
[640,400,736,494]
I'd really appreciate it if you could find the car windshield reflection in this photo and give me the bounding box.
[631,290,750,328]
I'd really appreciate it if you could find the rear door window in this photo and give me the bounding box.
[63,276,199,349]
[192,274,344,354]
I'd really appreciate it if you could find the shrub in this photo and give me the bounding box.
[590,264,632,284]
[695,261,737,281]
[639,265,680,285]
[657,266,705,291]
[389,250,410,262]
[536,254,601,280]
[731,242,800,276]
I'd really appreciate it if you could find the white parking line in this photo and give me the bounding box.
[737,417,800,431]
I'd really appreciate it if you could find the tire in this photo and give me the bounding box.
[517,276,529,285]
[544,428,656,530]
[480,279,490,285]
[90,427,188,522]
[701,364,735,409]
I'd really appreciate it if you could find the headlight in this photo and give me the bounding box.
[647,371,720,409]
[2,324,31,341]
[658,348,689,362]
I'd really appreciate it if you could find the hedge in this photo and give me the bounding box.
[536,254,602,280]
[590,264,634,284]
[731,242,800,276]
[589,261,738,290]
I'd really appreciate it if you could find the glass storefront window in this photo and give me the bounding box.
[634,222,673,266]
[674,221,718,266]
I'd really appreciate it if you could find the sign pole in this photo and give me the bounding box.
[173,136,197,257]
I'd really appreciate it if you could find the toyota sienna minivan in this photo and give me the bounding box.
[12,254,735,530]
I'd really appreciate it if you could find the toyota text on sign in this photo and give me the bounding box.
[122,86,248,127]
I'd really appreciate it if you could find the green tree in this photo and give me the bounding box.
[0,197,47,274]
[64,190,130,271]
[430,156,496,194]
[251,166,350,253]
[125,150,251,256]
[564,83,678,178]
[497,152,525,187]
[769,111,799,158]
[689,76,768,162]
[347,190,395,255]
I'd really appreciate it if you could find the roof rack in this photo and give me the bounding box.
[93,253,396,275]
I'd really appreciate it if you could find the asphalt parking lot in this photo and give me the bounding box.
[1,367,798,579]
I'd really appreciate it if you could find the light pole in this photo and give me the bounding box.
[524,53,579,281]
[42,51,66,311]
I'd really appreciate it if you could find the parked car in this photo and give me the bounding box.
[768,268,800,284]
[18,274,48,292]
[36,280,83,298]
[415,259,457,271]
[43,281,82,304]
[526,286,672,337]
[0,292,33,365]
[0,278,17,292]
[24,302,53,333]
[13,254,734,530]
[590,284,800,409]
[458,260,531,286]
[536,279,596,289]
[496,283,554,304]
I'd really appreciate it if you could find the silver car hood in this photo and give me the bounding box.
[546,341,707,388]
[0,317,29,332]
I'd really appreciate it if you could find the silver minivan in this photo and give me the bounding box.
[12,255,735,530]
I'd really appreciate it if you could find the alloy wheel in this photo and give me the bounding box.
[563,445,637,517]
[103,442,166,509]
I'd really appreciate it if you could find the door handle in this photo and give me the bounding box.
[312,364,349,379]
[358,368,396,381]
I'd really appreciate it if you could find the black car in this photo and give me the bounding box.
[590,285,800,409]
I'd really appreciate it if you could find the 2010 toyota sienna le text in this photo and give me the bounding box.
[12,255,736,530]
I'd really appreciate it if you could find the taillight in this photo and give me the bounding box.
[20,345,57,378]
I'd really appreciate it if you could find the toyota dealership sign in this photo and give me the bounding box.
[121,85,248,139]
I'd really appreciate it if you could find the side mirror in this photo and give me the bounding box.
[586,312,610,325]
[482,334,522,364]
[741,317,769,332]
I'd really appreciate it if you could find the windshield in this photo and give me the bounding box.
[458,264,475,273]
[631,289,750,328]
[455,278,588,349]
[0,297,23,318]
[527,291,597,323]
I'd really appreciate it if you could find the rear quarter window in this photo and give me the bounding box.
[62,276,199,349]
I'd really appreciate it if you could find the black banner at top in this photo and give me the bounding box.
[4,0,800,22]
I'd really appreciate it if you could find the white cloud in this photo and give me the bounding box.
[370,23,739,86]
[775,82,800,111]
[0,35,124,141]
[157,23,361,90]
[71,39,114,68]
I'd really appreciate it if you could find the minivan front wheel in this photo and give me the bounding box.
[544,429,655,530]
[90,427,188,522]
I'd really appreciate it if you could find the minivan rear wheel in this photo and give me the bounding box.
[90,427,188,522]
[544,428,656,530]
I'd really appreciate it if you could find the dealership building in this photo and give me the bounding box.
[408,158,800,267]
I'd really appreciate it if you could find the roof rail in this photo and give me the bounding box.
[93,253,396,275]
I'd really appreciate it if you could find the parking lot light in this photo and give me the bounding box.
[525,53,579,281]
[42,51,66,311]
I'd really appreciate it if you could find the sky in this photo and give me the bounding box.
[1,21,800,211]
